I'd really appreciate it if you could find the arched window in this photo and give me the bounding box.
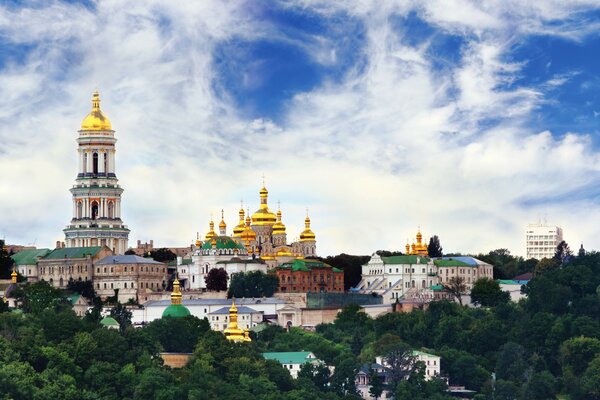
[91,201,99,220]
[93,152,98,174]
[124,282,128,288]
[103,153,108,173]
[83,153,87,173]
[77,201,83,219]
[108,202,114,219]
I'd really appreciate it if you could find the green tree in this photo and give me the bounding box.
[147,248,176,263]
[205,268,228,291]
[523,371,557,400]
[0,240,15,279]
[554,240,572,265]
[495,342,527,383]
[470,278,509,307]
[443,276,467,306]
[227,271,278,298]
[369,369,385,399]
[110,302,132,332]
[581,355,600,400]
[15,281,69,314]
[66,280,96,299]
[427,235,443,258]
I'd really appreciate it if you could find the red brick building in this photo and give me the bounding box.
[275,259,344,293]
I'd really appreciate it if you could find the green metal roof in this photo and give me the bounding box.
[382,255,430,265]
[332,267,343,273]
[433,259,471,267]
[201,236,245,251]
[277,259,338,272]
[262,351,315,364]
[430,285,444,291]
[44,246,104,260]
[11,249,50,265]
[412,350,438,357]
[100,317,119,326]
[162,304,191,318]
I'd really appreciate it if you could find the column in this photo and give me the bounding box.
[99,150,105,174]
[86,150,93,174]
[79,150,84,174]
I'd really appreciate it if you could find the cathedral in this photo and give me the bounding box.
[178,184,318,290]
[63,92,129,254]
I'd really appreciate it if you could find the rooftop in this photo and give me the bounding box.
[262,351,316,364]
[43,246,105,260]
[381,255,430,265]
[208,305,259,315]
[97,255,164,265]
[144,297,287,307]
[11,248,51,265]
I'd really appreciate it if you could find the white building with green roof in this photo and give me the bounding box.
[11,248,50,282]
[262,351,323,378]
[356,254,493,304]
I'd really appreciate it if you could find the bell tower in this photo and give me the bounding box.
[63,91,130,254]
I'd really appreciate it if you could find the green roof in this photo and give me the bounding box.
[169,258,192,266]
[277,259,337,272]
[11,249,50,265]
[201,236,245,251]
[382,255,430,265]
[100,317,119,326]
[44,246,104,260]
[433,259,471,267]
[69,294,81,304]
[162,304,191,318]
[430,285,444,291]
[332,267,343,273]
[262,351,315,364]
[497,280,523,285]
[412,350,438,358]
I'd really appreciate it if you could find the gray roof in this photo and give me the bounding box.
[97,255,164,265]
[208,305,259,315]
[143,297,287,307]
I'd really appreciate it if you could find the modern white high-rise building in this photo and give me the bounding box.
[63,91,130,254]
[525,223,563,260]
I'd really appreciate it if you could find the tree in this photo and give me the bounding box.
[443,276,467,306]
[427,236,443,258]
[554,240,572,265]
[369,369,385,399]
[146,248,176,263]
[227,271,278,298]
[523,371,557,400]
[320,253,371,290]
[66,280,96,299]
[15,281,69,314]
[470,278,509,307]
[110,302,132,333]
[0,240,15,279]
[383,343,421,390]
[205,268,228,291]
[124,249,136,255]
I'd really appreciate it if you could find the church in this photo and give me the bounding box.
[177,184,318,290]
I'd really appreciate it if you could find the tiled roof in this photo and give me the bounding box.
[11,248,51,265]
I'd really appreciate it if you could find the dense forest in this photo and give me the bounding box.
[1,247,599,399]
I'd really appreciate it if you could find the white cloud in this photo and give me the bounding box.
[1,0,600,259]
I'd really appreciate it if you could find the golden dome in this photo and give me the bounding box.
[272,208,286,235]
[205,219,217,241]
[299,213,316,242]
[81,91,112,131]
[241,213,257,242]
[251,186,277,226]
[219,209,227,233]
[195,232,202,248]
[233,205,245,237]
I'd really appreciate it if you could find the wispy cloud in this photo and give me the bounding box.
[1,0,599,256]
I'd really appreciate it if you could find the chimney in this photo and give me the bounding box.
[150,240,154,248]
[137,240,141,247]
[56,240,61,249]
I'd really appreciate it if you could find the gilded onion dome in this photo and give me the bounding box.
[299,212,316,242]
[233,205,245,237]
[241,213,257,242]
[81,91,112,131]
[195,232,202,248]
[162,278,190,318]
[251,186,277,226]
[205,219,217,241]
[219,209,227,235]
[272,207,286,235]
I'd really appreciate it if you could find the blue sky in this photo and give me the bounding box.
[1,1,600,256]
